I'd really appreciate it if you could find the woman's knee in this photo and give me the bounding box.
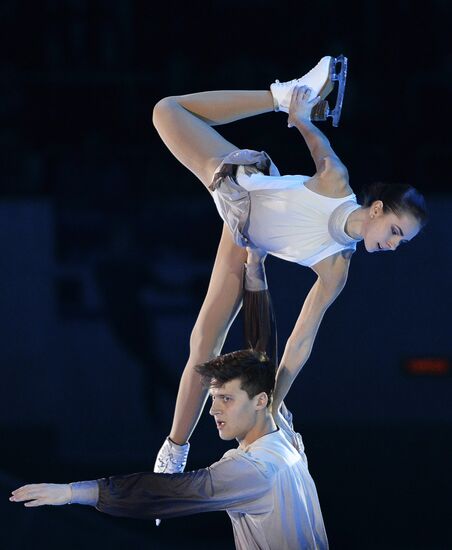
[152,96,179,129]
[189,325,223,360]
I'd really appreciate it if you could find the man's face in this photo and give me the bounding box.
[208,379,261,442]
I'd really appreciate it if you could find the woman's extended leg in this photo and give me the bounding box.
[152,89,273,477]
[152,89,273,442]
[169,223,247,445]
[152,90,274,188]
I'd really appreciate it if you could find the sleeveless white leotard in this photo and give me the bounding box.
[210,149,361,267]
[235,165,361,267]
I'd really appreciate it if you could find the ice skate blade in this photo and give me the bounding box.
[311,99,342,127]
[331,54,347,126]
[313,54,347,127]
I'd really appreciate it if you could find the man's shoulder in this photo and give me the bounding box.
[246,431,303,471]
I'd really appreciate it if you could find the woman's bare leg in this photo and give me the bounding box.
[151,89,274,444]
[169,224,247,444]
[152,90,274,188]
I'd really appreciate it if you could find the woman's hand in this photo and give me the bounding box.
[287,85,322,128]
[10,483,72,507]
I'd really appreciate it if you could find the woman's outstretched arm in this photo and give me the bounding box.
[272,251,351,413]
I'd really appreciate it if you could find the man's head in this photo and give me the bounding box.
[195,350,276,444]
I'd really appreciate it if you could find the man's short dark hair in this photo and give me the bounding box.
[195,349,276,407]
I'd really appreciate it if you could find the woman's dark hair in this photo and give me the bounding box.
[195,350,276,407]
[243,286,278,367]
[361,183,428,227]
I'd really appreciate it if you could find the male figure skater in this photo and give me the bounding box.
[11,349,328,550]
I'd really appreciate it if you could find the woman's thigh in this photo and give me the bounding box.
[190,224,247,358]
[153,97,237,189]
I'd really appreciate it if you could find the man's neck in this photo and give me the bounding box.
[238,413,278,449]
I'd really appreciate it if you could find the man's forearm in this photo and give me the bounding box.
[95,468,227,520]
[67,470,216,519]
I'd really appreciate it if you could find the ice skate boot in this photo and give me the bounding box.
[154,436,190,525]
[271,54,348,127]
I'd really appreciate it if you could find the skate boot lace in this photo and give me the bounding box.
[273,64,318,87]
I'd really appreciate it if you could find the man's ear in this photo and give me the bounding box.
[255,392,269,410]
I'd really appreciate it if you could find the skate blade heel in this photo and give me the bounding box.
[311,100,330,121]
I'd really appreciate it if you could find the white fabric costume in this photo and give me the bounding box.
[71,427,328,550]
[210,149,360,266]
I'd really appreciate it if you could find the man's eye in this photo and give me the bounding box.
[223,397,230,402]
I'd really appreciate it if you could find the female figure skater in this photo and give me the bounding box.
[151,56,427,475]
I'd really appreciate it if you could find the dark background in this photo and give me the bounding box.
[1,1,451,549]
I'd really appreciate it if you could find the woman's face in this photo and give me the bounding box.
[363,201,421,253]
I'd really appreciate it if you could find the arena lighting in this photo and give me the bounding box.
[404,357,450,376]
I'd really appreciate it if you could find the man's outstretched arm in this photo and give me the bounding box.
[10,455,271,519]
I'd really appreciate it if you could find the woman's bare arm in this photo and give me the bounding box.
[272,252,351,412]
[287,85,348,178]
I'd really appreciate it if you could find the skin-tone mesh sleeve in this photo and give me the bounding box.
[70,481,99,506]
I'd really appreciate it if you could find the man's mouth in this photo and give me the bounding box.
[216,420,225,430]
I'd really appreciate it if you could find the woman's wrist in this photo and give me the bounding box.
[291,117,313,130]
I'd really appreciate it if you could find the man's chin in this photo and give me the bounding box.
[218,432,234,441]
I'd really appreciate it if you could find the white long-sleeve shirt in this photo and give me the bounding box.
[73,429,328,550]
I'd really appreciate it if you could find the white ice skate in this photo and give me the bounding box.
[270,54,348,127]
[153,436,190,526]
